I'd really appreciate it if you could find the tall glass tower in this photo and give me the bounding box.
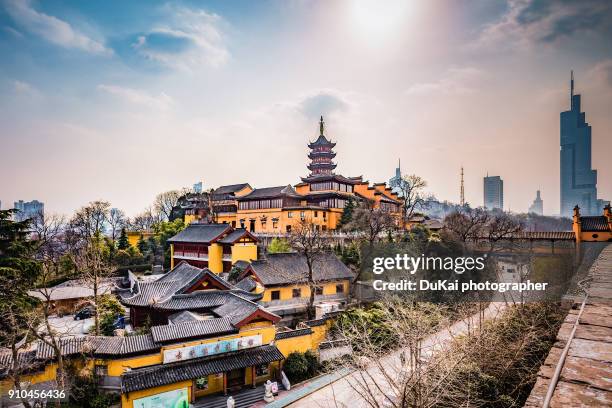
[560,72,598,217]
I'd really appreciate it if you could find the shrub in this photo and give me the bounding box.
[268,237,292,254]
[283,351,319,383]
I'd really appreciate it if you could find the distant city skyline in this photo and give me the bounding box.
[1,1,611,217]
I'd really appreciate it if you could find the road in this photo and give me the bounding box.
[287,302,507,408]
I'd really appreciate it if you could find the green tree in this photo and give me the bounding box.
[267,237,291,253]
[153,219,186,268]
[0,210,42,407]
[98,295,125,336]
[339,196,356,228]
[117,227,129,250]
[137,234,148,254]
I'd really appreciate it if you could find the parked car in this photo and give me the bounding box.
[74,306,95,320]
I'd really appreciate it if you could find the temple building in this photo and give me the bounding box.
[168,224,258,272]
[192,116,402,233]
[1,264,338,407]
[180,117,401,232]
[572,204,612,243]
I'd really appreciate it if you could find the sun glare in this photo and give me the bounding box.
[349,0,411,43]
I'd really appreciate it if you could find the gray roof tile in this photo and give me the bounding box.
[121,345,285,393]
[151,318,236,343]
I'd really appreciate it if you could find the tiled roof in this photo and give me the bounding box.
[213,183,251,195]
[0,349,38,374]
[308,134,335,148]
[235,276,257,292]
[168,311,208,325]
[35,336,103,360]
[94,334,159,357]
[120,263,232,307]
[581,216,610,232]
[246,252,354,286]
[121,345,285,393]
[218,228,257,244]
[274,327,312,340]
[237,185,301,200]
[300,174,358,185]
[168,224,231,244]
[151,318,236,343]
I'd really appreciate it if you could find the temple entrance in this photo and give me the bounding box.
[227,368,245,389]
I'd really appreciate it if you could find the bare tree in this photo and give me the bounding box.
[154,189,187,221]
[334,297,472,408]
[65,202,113,335]
[70,200,110,239]
[286,218,330,320]
[484,211,524,253]
[346,200,396,247]
[443,207,490,245]
[107,208,127,241]
[397,175,428,222]
[129,206,158,231]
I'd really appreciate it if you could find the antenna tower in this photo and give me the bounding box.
[460,166,465,206]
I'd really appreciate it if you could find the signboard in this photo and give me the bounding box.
[133,387,188,408]
[163,334,263,364]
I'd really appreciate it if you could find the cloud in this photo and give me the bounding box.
[12,79,42,98]
[405,67,484,96]
[132,5,229,70]
[587,59,612,88]
[3,0,112,55]
[296,90,352,120]
[473,0,612,51]
[97,84,174,110]
[3,25,23,37]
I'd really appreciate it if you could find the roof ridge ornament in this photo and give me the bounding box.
[319,115,324,135]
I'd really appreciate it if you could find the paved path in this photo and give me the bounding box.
[525,243,612,407]
[284,302,507,408]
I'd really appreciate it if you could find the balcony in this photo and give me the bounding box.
[173,252,209,261]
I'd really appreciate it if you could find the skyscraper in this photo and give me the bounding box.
[389,159,403,195]
[13,200,44,221]
[529,190,544,215]
[560,72,599,217]
[484,175,503,210]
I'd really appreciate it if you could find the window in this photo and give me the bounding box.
[300,211,305,219]
[231,221,236,228]
[288,212,293,218]
[336,284,344,294]
[292,288,301,298]
[272,220,278,229]
[196,376,209,390]
[256,363,269,377]
[315,286,323,295]
[593,234,599,239]
[286,225,291,233]
[271,290,281,300]
[314,211,318,217]
[94,365,108,377]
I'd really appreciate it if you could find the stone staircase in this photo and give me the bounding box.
[192,385,269,408]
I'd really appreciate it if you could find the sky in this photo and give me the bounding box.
[1,0,611,217]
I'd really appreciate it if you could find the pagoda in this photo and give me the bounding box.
[307,116,337,176]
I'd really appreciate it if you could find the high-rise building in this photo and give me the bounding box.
[193,181,203,193]
[13,200,44,221]
[529,190,544,215]
[483,175,503,210]
[388,159,404,195]
[560,72,599,217]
